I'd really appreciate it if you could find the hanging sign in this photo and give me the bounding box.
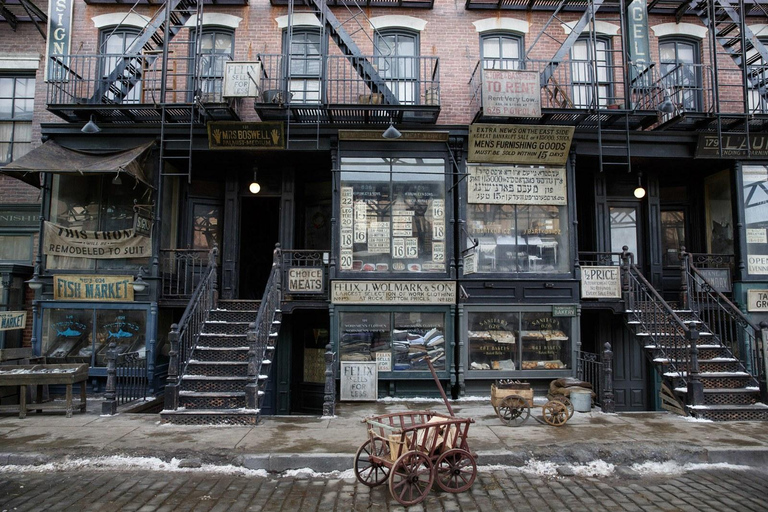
[481,69,541,118]
[469,124,574,165]
[133,211,153,237]
[747,289,768,312]
[45,0,74,81]
[340,362,378,401]
[287,268,324,294]
[581,266,622,299]
[627,0,652,83]
[53,275,134,301]
[693,269,731,294]
[0,311,27,331]
[43,221,151,259]
[207,122,285,150]
[223,62,262,98]
[467,165,567,205]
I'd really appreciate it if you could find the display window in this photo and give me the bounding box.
[339,310,446,372]
[467,309,572,373]
[339,157,446,274]
[742,165,768,276]
[40,305,148,367]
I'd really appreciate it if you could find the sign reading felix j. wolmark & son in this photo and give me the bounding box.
[44,221,151,259]
[332,281,456,304]
[468,124,574,165]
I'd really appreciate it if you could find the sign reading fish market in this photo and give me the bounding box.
[43,221,151,259]
[54,275,135,301]
[0,311,27,331]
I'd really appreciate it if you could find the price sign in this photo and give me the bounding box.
[393,238,406,259]
[340,249,353,270]
[432,199,445,220]
[354,201,367,222]
[341,187,353,206]
[341,207,353,228]
[406,237,418,258]
[341,228,353,248]
[354,223,367,243]
[433,242,445,263]
[433,223,445,241]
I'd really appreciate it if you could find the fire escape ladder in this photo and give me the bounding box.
[91,0,199,105]
[159,0,204,183]
[302,0,399,105]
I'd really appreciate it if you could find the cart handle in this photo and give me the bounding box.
[426,356,454,417]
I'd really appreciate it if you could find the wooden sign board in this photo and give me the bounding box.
[223,62,261,98]
[0,311,27,331]
[581,266,621,299]
[747,289,768,312]
[340,362,377,401]
[287,268,323,294]
[693,268,731,294]
[468,124,574,165]
[54,275,134,301]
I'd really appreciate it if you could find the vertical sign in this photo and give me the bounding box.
[627,0,651,84]
[340,362,378,401]
[46,0,74,81]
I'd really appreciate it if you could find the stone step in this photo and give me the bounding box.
[180,375,250,393]
[186,361,249,377]
[178,391,246,410]
[687,402,768,422]
[160,408,259,426]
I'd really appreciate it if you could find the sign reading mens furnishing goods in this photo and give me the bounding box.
[207,122,285,150]
[467,165,567,205]
[747,289,768,312]
[581,266,622,299]
[340,362,377,401]
[44,222,151,259]
[468,124,574,165]
[0,311,27,331]
[481,70,541,118]
[53,275,134,301]
[332,281,456,305]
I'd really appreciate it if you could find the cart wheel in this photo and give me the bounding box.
[550,395,574,419]
[542,400,569,426]
[354,438,391,487]
[497,395,530,427]
[389,450,435,506]
[435,448,477,493]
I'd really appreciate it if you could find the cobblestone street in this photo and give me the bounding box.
[1,464,766,512]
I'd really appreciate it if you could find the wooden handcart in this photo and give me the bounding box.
[354,358,477,506]
[491,380,573,427]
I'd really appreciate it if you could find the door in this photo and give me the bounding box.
[238,197,281,299]
[608,203,642,268]
[660,208,688,302]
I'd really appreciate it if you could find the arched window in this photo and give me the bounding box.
[659,38,701,112]
[570,37,612,108]
[100,27,141,104]
[481,32,523,70]
[285,28,323,103]
[375,30,419,105]
[195,28,234,102]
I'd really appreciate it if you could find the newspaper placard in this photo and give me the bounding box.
[332,281,456,304]
[340,362,378,401]
[748,255,768,275]
[43,221,151,259]
[468,124,574,165]
[481,69,541,118]
[0,311,27,331]
[747,228,767,244]
[376,352,392,372]
[467,165,567,205]
[581,266,621,299]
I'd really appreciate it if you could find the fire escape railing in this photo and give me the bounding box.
[164,245,218,411]
[245,244,283,411]
[680,249,766,402]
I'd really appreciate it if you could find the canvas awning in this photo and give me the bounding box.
[1,140,155,188]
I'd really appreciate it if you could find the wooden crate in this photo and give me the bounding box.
[491,383,533,408]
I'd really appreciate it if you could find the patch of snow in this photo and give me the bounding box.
[518,459,558,477]
[680,415,713,422]
[631,461,750,475]
[569,460,615,477]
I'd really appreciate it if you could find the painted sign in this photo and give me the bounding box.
[627,0,651,84]
[693,268,731,294]
[696,133,768,159]
[580,266,622,299]
[340,361,377,401]
[748,255,768,275]
[339,131,449,142]
[481,69,541,118]
[0,206,38,228]
[747,228,767,244]
[45,0,74,81]
[0,311,27,331]
[287,268,323,294]
[53,275,134,301]
[468,124,574,165]
[376,352,392,372]
[223,62,262,98]
[552,305,577,317]
[747,289,768,312]
[43,221,151,259]
[467,165,567,205]
[133,211,153,237]
[207,122,285,150]
[331,281,456,305]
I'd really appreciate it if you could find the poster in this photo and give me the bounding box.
[481,69,541,118]
[467,165,567,205]
[468,124,574,165]
[581,266,621,299]
[43,221,151,259]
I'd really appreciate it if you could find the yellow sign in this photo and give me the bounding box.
[468,124,574,165]
[207,122,285,150]
[0,311,27,331]
[331,281,455,304]
[53,275,135,301]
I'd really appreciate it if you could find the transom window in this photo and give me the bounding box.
[481,33,523,70]
[375,30,419,105]
[659,39,701,112]
[0,75,35,164]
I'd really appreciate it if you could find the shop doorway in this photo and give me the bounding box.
[238,196,281,300]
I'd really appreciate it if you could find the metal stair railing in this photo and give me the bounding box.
[164,244,219,411]
[680,248,766,400]
[245,244,283,414]
[619,247,705,407]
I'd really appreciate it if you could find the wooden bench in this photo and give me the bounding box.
[0,364,89,418]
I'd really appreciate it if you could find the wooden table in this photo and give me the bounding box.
[0,364,89,418]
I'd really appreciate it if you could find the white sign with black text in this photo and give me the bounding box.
[340,362,378,401]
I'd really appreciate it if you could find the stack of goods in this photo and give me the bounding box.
[392,327,445,370]
[340,332,373,361]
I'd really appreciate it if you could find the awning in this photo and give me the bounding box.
[1,140,155,188]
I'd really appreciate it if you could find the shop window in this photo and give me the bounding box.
[659,38,701,112]
[481,32,523,70]
[0,234,33,261]
[743,165,768,275]
[41,306,147,367]
[196,28,234,102]
[570,37,612,108]
[467,310,571,372]
[0,74,34,164]
[465,183,569,275]
[375,30,419,105]
[339,311,446,372]
[48,174,151,270]
[340,157,446,274]
[286,28,323,103]
[100,28,141,104]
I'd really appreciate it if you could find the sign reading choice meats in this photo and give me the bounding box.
[332,281,456,305]
[469,124,574,165]
[44,221,151,259]
[467,165,567,205]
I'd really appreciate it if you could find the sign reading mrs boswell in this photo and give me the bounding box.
[207,122,284,150]
[44,221,151,259]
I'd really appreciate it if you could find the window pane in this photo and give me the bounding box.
[743,165,768,274]
[339,312,390,362]
[661,210,685,266]
[43,309,93,363]
[0,235,32,261]
[192,203,222,251]
[468,312,519,371]
[521,312,570,370]
[393,312,445,371]
[94,309,147,366]
[609,207,638,263]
